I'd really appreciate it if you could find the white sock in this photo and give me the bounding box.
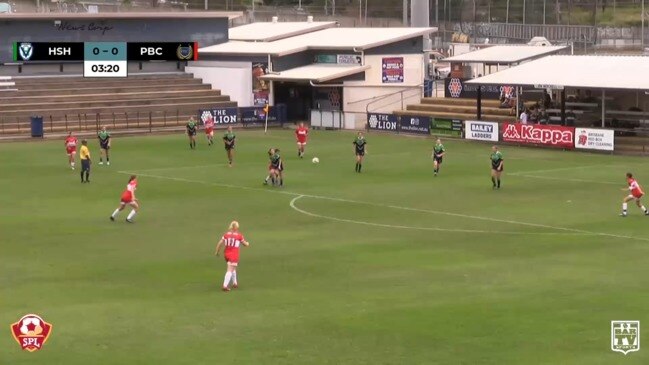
[641,205,647,212]
[231,271,237,285]
[127,210,136,220]
[223,272,232,288]
[111,209,120,218]
[71,162,75,167]
[623,203,628,212]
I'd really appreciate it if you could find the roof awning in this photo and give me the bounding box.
[444,45,567,65]
[260,64,370,83]
[466,55,649,90]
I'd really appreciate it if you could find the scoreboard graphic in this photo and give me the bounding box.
[13,42,198,78]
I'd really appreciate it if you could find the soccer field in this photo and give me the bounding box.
[1,129,648,364]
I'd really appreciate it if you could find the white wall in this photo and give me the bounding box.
[341,53,424,129]
[185,61,252,107]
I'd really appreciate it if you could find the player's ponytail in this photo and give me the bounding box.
[229,221,239,231]
[129,175,137,182]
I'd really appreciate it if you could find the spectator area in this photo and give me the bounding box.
[394,97,536,122]
[0,73,236,136]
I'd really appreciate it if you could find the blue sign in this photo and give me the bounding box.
[240,106,279,125]
[199,107,238,125]
[367,113,398,131]
[399,115,431,135]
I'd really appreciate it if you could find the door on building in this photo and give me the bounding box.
[273,82,313,122]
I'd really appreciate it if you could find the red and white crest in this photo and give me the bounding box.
[10,314,53,352]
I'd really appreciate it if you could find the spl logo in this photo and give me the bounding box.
[611,320,640,355]
[10,314,53,352]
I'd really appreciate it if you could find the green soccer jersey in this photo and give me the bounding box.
[187,121,197,132]
[491,151,503,166]
[353,137,367,151]
[98,130,110,141]
[223,132,236,142]
[434,144,445,155]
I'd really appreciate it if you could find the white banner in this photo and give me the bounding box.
[465,121,499,142]
[337,54,362,65]
[574,128,614,151]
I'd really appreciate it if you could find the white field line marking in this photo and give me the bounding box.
[289,195,589,236]
[116,171,649,242]
[135,163,231,173]
[512,174,620,185]
[129,152,411,173]
[509,164,605,176]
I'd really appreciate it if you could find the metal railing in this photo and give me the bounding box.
[0,109,193,136]
[365,86,423,114]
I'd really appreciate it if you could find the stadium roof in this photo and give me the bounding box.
[201,27,436,57]
[0,12,243,20]
[259,64,370,83]
[444,45,567,64]
[466,55,649,90]
[229,21,338,42]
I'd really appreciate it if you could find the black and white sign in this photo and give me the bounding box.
[399,115,431,135]
[367,113,398,131]
[337,54,362,65]
[199,107,238,125]
[575,128,614,151]
[465,121,499,142]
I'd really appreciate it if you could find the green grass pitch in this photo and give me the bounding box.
[1,129,648,364]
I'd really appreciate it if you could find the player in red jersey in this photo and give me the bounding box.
[204,115,215,146]
[110,175,140,223]
[215,221,250,292]
[295,122,309,158]
[621,172,648,217]
[64,132,78,170]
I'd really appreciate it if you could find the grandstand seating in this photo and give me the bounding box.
[394,97,536,122]
[0,73,236,136]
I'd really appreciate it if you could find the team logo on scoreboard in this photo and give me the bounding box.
[176,45,193,60]
[18,43,34,61]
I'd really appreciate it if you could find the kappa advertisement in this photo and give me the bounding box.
[575,128,615,151]
[381,57,404,83]
[502,123,575,149]
[465,121,499,142]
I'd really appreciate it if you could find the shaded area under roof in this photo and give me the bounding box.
[229,21,338,42]
[444,45,567,64]
[466,55,649,90]
[260,64,370,83]
[201,27,436,57]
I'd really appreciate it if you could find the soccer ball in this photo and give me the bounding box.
[312,157,320,164]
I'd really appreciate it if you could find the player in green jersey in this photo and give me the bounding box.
[490,145,504,189]
[432,138,445,176]
[97,126,111,166]
[186,116,198,149]
[223,126,236,167]
[353,131,367,173]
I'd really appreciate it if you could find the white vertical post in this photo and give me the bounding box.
[403,0,408,25]
[543,0,546,24]
[506,0,510,23]
[523,0,526,24]
[204,0,207,10]
[601,89,606,128]
[642,0,645,50]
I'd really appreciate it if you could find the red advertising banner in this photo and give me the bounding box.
[502,123,575,149]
